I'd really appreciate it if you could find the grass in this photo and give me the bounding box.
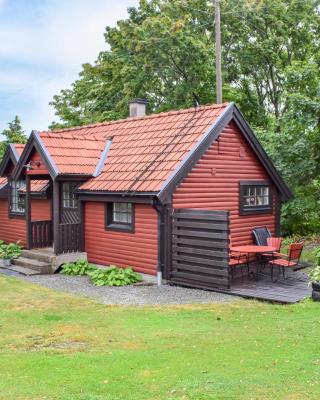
[0,276,320,399]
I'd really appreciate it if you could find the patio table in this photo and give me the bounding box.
[230,245,277,280]
[230,245,276,254]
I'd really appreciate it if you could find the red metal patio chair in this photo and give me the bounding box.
[268,242,304,282]
[262,237,283,259]
[229,251,249,282]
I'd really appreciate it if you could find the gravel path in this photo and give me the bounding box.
[12,273,238,306]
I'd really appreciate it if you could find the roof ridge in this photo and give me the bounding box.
[40,103,229,135]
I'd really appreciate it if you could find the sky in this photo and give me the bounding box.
[0,0,139,137]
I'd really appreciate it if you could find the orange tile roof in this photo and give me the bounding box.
[19,180,49,193]
[39,103,229,192]
[39,133,107,175]
[0,177,48,193]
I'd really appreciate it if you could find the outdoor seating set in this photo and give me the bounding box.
[229,226,304,283]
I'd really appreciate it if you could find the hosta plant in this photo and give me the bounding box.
[89,266,142,287]
[308,247,320,286]
[61,260,97,276]
[0,241,22,259]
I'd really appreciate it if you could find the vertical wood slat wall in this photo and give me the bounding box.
[171,209,229,289]
[30,220,53,248]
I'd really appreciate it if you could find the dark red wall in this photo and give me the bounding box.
[31,199,51,221]
[26,150,49,175]
[0,199,26,245]
[173,120,278,245]
[84,202,158,275]
[0,198,51,245]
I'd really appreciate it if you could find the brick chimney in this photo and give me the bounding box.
[129,98,148,118]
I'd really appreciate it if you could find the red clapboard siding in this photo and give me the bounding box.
[84,202,158,275]
[0,198,51,245]
[0,199,26,245]
[173,120,277,245]
[26,150,49,175]
[31,199,51,221]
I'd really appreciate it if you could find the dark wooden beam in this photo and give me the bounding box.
[52,180,60,255]
[77,194,155,204]
[25,175,31,249]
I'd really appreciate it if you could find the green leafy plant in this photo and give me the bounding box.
[0,241,22,260]
[61,260,97,276]
[89,266,142,287]
[308,248,320,285]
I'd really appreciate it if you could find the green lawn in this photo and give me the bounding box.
[0,276,320,400]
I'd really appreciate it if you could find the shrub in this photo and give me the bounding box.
[89,266,142,286]
[61,260,97,276]
[307,248,320,285]
[0,241,22,259]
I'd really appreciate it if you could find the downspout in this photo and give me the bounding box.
[152,197,165,286]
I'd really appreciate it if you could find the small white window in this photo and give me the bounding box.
[62,182,78,209]
[105,202,134,232]
[10,180,25,214]
[240,182,272,215]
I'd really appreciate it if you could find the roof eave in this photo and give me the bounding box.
[75,189,158,197]
[0,144,19,177]
[232,105,293,202]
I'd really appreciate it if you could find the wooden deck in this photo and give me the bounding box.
[224,265,311,304]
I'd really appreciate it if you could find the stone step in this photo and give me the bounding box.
[12,257,52,274]
[21,249,55,264]
[8,265,41,276]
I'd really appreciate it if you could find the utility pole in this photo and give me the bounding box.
[215,0,222,103]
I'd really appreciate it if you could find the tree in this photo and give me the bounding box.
[49,0,320,235]
[0,116,27,160]
[50,0,319,131]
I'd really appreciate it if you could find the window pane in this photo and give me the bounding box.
[62,182,77,209]
[11,180,25,213]
[262,196,269,205]
[112,202,132,225]
[242,184,270,210]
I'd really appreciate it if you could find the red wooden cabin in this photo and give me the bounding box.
[0,102,292,289]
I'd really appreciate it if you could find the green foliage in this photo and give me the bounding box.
[0,116,27,160]
[309,249,320,283]
[61,260,97,276]
[50,0,319,130]
[89,265,142,286]
[60,261,142,287]
[0,241,22,260]
[47,0,320,236]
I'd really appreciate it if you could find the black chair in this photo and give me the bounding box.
[252,226,271,246]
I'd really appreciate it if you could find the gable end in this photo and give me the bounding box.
[157,103,292,204]
[13,130,60,180]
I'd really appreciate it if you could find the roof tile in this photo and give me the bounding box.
[37,103,228,191]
